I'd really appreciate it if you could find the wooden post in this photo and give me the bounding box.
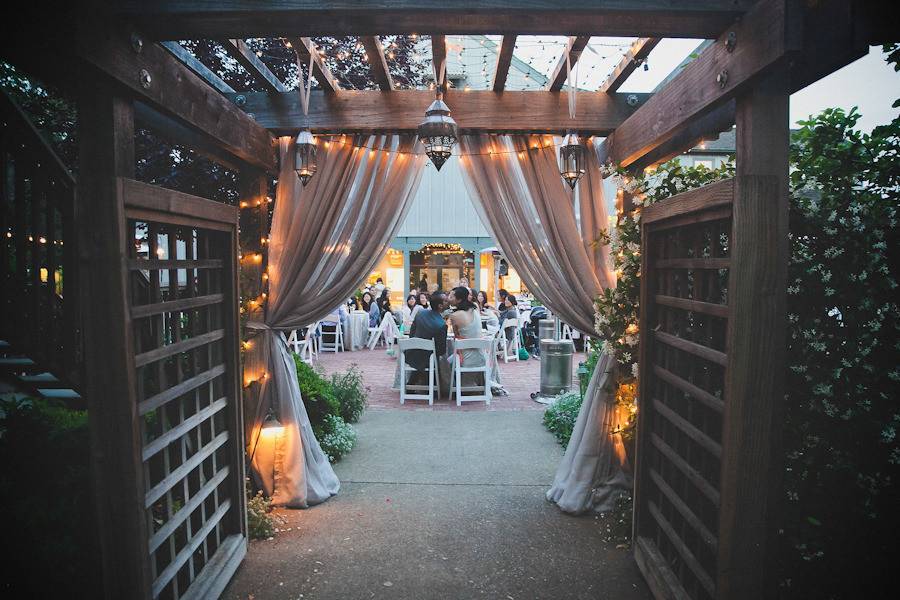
[76,80,151,599]
[717,70,789,599]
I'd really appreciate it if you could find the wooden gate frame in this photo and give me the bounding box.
[77,83,247,600]
[633,73,788,599]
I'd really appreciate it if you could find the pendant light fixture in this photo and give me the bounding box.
[294,40,317,185]
[294,129,317,186]
[559,48,585,189]
[418,43,458,171]
[559,132,585,190]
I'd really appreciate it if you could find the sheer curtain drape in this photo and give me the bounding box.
[246,135,425,507]
[458,134,630,513]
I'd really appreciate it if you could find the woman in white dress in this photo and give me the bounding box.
[447,286,486,370]
[399,293,422,331]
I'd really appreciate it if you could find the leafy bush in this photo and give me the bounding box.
[543,391,583,447]
[0,396,100,597]
[293,355,340,437]
[777,98,899,597]
[318,413,357,463]
[330,364,368,423]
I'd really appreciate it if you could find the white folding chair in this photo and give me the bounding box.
[561,323,574,341]
[286,329,303,354]
[496,319,521,363]
[299,322,319,364]
[398,337,437,405]
[319,313,344,352]
[449,338,492,406]
[368,312,399,351]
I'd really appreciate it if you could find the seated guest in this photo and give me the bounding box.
[347,295,360,310]
[406,292,449,383]
[373,277,386,298]
[447,286,484,368]
[476,290,499,331]
[498,294,519,341]
[400,293,422,329]
[376,289,393,318]
[417,291,430,309]
[361,291,379,327]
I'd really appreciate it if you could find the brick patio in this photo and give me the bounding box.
[312,345,585,412]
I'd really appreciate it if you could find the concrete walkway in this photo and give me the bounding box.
[226,410,651,600]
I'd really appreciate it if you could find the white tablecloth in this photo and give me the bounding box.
[346,311,369,351]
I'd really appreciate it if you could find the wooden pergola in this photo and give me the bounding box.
[0,1,891,599]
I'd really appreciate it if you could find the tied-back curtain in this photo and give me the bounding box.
[458,135,612,334]
[246,135,425,508]
[458,134,630,514]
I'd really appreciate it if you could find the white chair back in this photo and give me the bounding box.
[398,337,437,405]
[449,338,492,406]
[399,337,435,352]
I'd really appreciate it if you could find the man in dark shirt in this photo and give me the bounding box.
[407,291,448,371]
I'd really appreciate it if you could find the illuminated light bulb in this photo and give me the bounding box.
[39,236,47,244]
[240,201,249,208]
[156,247,165,257]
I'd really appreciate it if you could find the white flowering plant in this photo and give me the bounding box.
[779,82,900,595]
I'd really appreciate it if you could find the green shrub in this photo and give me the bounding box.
[293,355,340,437]
[0,396,100,597]
[331,364,368,423]
[543,391,583,447]
[318,413,357,463]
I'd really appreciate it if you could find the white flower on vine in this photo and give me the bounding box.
[631,363,639,378]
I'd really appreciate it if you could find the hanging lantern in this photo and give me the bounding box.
[417,96,458,171]
[294,129,317,186]
[559,132,586,190]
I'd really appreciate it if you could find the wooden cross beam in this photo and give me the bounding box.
[76,28,276,172]
[287,37,340,93]
[222,39,288,93]
[431,34,447,91]
[160,42,235,94]
[598,0,799,168]
[360,36,394,91]
[492,35,517,92]
[546,36,591,92]
[600,38,661,94]
[113,1,757,39]
[227,89,649,135]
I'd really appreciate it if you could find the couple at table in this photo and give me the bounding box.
[406,287,500,394]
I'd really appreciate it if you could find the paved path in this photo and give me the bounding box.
[226,410,651,600]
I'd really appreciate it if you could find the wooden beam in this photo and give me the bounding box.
[222,39,288,93]
[112,1,756,39]
[431,34,447,91]
[360,36,394,91]
[599,0,799,168]
[287,37,340,93]
[76,78,151,600]
[546,36,590,92]
[491,35,517,92]
[717,69,789,600]
[160,41,235,94]
[76,27,275,172]
[227,89,650,134]
[600,37,660,93]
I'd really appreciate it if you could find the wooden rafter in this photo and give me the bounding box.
[431,34,447,91]
[600,37,661,93]
[360,36,394,91]
[76,29,276,172]
[227,90,649,135]
[113,1,757,39]
[491,35,517,92]
[160,42,235,94]
[222,39,288,93]
[287,37,340,93]
[598,0,798,168]
[546,36,590,92]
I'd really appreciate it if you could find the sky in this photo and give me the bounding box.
[509,37,898,133]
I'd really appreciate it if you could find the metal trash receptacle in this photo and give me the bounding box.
[540,339,575,397]
[538,319,555,343]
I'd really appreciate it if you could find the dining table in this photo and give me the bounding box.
[346,310,370,351]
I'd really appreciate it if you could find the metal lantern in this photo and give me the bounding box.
[417,96,459,171]
[294,129,317,186]
[559,132,586,190]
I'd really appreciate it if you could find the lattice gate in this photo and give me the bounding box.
[123,179,247,599]
[633,179,735,600]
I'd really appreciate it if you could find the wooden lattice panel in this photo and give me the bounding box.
[634,179,734,600]
[124,180,246,600]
